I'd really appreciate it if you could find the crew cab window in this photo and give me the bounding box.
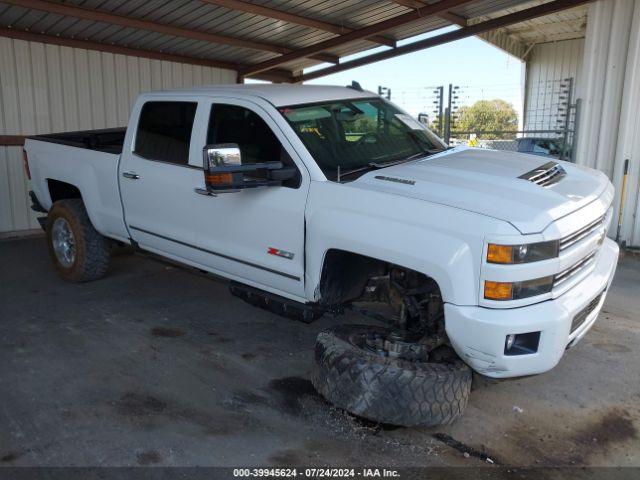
[134,101,197,165]
[207,104,300,187]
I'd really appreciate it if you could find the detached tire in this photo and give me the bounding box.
[46,199,110,282]
[312,325,472,427]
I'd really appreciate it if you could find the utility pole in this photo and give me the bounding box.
[435,86,444,136]
[444,84,453,144]
[378,85,391,100]
[443,84,461,144]
[377,86,391,133]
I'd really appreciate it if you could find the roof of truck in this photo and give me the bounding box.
[156,84,377,107]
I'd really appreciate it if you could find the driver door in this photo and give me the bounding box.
[187,98,309,300]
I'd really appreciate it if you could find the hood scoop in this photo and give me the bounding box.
[519,161,566,187]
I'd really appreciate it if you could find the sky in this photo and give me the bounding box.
[304,29,524,119]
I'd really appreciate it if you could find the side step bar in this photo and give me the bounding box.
[229,281,323,324]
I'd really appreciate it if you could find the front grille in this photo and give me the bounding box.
[519,161,566,187]
[571,290,605,333]
[560,215,605,251]
[554,252,596,289]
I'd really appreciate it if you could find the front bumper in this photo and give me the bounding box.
[445,238,619,378]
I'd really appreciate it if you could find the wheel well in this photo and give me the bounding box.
[48,179,81,203]
[318,249,441,306]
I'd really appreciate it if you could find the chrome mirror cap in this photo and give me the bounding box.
[204,143,241,168]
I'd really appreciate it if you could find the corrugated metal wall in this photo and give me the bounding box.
[523,38,585,131]
[0,37,235,235]
[576,0,640,246]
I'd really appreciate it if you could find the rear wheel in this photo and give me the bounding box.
[312,324,472,427]
[46,199,110,282]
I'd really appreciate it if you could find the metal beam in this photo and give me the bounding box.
[2,0,338,65]
[298,0,592,82]
[201,0,396,47]
[438,11,468,27]
[388,0,467,26]
[0,135,25,146]
[0,27,296,83]
[387,0,426,7]
[239,0,476,77]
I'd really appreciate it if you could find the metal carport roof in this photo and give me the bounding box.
[476,1,588,60]
[0,0,591,83]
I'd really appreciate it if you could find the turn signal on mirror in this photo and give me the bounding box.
[205,172,234,185]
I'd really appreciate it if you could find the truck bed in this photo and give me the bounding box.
[25,129,129,243]
[30,127,126,154]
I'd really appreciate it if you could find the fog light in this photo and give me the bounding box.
[504,332,541,356]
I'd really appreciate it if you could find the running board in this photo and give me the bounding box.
[229,282,323,324]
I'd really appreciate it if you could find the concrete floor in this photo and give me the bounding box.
[0,236,638,468]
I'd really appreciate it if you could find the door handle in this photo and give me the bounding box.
[195,187,242,196]
[195,187,216,197]
[122,171,140,180]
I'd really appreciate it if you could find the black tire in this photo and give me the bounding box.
[312,325,472,427]
[46,199,110,282]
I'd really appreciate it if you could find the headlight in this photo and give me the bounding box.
[484,277,554,301]
[487,241,559,264]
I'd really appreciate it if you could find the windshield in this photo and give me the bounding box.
[279,98,447,181]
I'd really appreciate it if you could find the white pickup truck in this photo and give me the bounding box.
[24,84,619,427]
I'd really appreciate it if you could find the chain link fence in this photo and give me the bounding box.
[391,78,578,162]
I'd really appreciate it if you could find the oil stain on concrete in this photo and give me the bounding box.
[150,327,185,338]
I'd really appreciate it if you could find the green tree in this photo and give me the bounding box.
[453,99,518,139]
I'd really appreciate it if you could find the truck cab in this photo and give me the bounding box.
[118,90,311,300]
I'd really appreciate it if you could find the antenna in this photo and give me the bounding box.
[348,81,363,92]
[337,165,341,183]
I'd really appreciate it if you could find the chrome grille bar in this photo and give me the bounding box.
[560,215,605,251]
[554,252,596,288]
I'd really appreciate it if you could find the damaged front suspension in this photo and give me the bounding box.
[351,268,448,362]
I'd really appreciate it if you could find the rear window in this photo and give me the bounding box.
[134,101,197,165]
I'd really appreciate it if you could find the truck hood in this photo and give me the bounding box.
[353,147,610,234]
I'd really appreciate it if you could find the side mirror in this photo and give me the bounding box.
[202,143,297,193]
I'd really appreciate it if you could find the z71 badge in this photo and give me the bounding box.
[267,247,294,260]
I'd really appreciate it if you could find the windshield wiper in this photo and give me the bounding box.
[337,163,381,180]
[386,149,443,165]
[336,140,446,181]
[338,150,444,181]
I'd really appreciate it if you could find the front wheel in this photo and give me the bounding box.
[46,199,110,282]
[312,325,472,427]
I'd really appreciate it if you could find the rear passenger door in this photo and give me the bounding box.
[119,98,203,261]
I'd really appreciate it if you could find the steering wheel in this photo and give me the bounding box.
[355,132,379,145]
